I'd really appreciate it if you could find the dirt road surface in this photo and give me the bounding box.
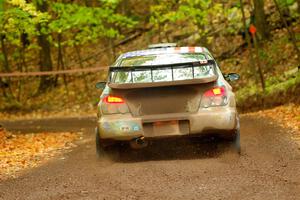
[0,116,299,200]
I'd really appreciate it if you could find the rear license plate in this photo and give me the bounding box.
[153,120,180,135]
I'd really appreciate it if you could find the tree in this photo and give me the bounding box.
[253,0,270,40]
[273,0,300,63]
[149,0,223,45]
[35,0,54,92]
[0,0,10,98]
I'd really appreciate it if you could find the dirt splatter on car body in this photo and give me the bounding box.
[96,45,240,153]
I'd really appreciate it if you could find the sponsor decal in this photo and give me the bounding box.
[133,125,140,131]
[120,125,130,132]
[119,122,141,132]
[103,121,141,133]
[102,122,110,130]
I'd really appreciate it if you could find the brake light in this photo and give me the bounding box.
[101,95,129,114]
[201,86,227,108]
[104,96,124,104]
[204,87,226,97]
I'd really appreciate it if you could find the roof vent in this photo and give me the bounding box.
[148,43,177,49]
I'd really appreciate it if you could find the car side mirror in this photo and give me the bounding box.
[224,73,240,82]
[95,82,106,89]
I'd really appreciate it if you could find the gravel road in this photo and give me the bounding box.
[0,115,299,200]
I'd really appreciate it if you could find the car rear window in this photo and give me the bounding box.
[111,53,215,84]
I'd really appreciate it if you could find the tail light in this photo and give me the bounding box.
[101,95,129,114]
[104,96,124,104]
[200,86,227,108]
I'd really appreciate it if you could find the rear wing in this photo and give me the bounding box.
[108,60,218,89]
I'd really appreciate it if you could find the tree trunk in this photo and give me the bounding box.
[0,34,9,98]
[36,0,54,92]
[121,0,131,16]
[239,0,257,83]
[109,38,116,64]
[253,0,270,40]
[273,0,300,64]
[0,34,10,72]
[253,35,266,91]
[84,0,92,7]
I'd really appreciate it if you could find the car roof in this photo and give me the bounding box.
[119,47,212,60]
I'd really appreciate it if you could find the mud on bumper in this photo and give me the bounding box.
[97,107,238,140]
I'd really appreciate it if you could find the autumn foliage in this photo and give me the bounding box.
[0,127,80,180]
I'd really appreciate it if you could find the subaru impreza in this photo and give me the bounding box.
[95,43,240,156]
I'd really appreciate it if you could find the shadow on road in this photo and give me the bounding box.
[111,137,235,163]
[1,117,238,163]
[0,117,97,133]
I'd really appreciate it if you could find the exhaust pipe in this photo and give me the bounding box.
[130,136,148,149]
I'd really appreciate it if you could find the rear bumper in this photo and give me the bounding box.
[97,107,238,140]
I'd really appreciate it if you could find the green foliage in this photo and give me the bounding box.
[266,73,300,95]
[0,0,49,48]
[0,0,4,30]
[0,0,4,12]
[236,82,259,103]
[1,0,299,111]
[0,0,138,104]
[149,0,244,43]
[1,0,137,47]
[150,0,214,30]
[49,2,137,46]
[277,0,296,6]
[237,72,300,108]
[224,6,243,34]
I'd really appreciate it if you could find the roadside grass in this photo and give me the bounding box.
[236,71,300,111]
[0,77,100,120]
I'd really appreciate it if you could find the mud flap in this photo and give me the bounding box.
[234,129,241,154]
[233,115,241,154]
[95,127,120,160]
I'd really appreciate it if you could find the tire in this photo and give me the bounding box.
[219,129,241,154]
[232,115,241,155]
[95,128,104,157]
[221,116,241,154]
[95,128,120,160]
[233,129,241,154]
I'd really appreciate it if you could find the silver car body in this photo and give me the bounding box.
[97,46,238,141]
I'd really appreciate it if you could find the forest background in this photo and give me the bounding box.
[0,0,299,118]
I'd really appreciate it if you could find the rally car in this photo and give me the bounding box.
[95,43,240,156]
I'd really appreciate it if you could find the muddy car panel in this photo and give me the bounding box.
[97,47,239,141]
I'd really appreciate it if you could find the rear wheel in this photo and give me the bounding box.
[95,128,120,160]
[220,129,240,154]
[220,114,241,154]
[230,115,241,154]
[233,129,241,154]
[234,115,241,154]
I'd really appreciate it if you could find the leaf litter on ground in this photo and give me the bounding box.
[245,103,300,146]
[0,127,81,181]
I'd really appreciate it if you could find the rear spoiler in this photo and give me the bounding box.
[108,60,217,89]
